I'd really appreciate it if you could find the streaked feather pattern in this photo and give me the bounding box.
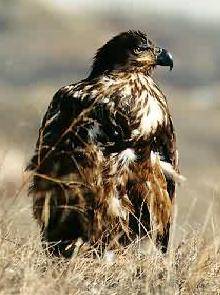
[27,31,181,257]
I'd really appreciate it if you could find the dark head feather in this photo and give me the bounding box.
[89,30,153,79]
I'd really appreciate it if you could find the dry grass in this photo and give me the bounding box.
[0,191,220,295]
[1,3,220,294]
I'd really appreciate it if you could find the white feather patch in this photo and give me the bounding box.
[107,193,127,220]
[150,151,186,184]
[140,94,164,136]
[117,148,137,167]
[159,161,186,183]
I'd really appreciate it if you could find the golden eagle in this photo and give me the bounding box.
[27,30,182,257]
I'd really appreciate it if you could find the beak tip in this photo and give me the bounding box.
[156,49,174,71]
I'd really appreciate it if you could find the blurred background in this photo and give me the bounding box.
[1,0,220,240]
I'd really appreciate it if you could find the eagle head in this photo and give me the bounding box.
[89,30,173,78]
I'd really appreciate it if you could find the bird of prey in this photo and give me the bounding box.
[27,30,182,257]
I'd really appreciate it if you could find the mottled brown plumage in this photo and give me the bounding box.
[27,30,181,257]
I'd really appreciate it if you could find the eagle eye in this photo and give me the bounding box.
[133,44,149,55]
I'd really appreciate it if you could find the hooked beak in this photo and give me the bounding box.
[156,49,173,71]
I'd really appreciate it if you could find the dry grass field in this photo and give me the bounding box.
[0,192,220,294]
[1,1,220,294]
[1,90,219,294]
